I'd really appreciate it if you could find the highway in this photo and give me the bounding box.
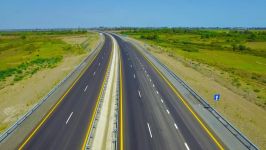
[18,33,113,150]
[114,34,224,150]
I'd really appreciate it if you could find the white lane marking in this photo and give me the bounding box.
[93,71,96,76]
[66,112,73,124]
[130,64,132,68]
[184,142,190,150]
[153,84,155,87]
[102,56,103,59]
[161,99,164,103]
[149,79,151,82]
[174,123,178,130]
[166,109,170,114]
[84,85,88,92]
[133,74,136,79]
[138,90,141,98]
[99,63,101,66]
[147,123,152,138]
[156,91,159,94]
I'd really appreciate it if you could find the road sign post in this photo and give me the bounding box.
[214,94,220,101]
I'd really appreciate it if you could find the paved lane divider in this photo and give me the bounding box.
[84,85,88,92]
[65,112,73,125]
[147,123,153,138]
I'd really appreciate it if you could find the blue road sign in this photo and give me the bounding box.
[214,94,220,101]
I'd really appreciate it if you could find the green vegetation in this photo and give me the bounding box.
[121,28,266,108]
[0,30,90,85]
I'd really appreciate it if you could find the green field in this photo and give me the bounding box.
[121,28,266,108]
[0,30,95,86]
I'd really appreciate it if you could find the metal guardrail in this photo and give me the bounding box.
[0,33,104,144]
[112,50,120,150]
[141,47,259,150]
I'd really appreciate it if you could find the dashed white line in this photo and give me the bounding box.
[166,109,170,114]
[99,63,101,66]
[147,123,153,138]
[153,84,155,87]
[66,112,73,124]
[149,79,151,82]
[156,90,159,94]
[133,74,136,79]
[93,71,96,76]
[130,64,132,68]
[174,123,178,130]
[138,90,141,98]
[161,99,164,103]
[84,85,88,92]
[184,142,190,150]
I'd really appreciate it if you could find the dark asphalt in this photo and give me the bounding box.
[113,34,221,150]
[20,33,112,150]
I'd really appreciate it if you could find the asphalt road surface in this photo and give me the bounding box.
[19,33,113,150]
[114,34,222,150]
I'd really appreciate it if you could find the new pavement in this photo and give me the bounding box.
[114,34,222,150]
[19,33,113,150]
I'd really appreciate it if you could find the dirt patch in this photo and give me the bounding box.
[136,40,266,149]
[60,35,88,45]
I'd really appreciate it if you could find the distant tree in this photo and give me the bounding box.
[248,33,257,41]
[20,35,26,40]
[231,44,237,51]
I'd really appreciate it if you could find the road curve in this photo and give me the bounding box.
[114,34,223,150]
[19,33,113,150]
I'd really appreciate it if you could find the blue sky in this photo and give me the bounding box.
[0,0,265,29]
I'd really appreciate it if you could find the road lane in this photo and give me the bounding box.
[19,33,113,150]
[114,34,222,150]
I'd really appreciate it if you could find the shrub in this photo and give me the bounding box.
[182,47,199,52]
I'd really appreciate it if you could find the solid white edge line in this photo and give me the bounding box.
[184,142,190,150]
[147,123,152,138]
[66,112,73,124]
